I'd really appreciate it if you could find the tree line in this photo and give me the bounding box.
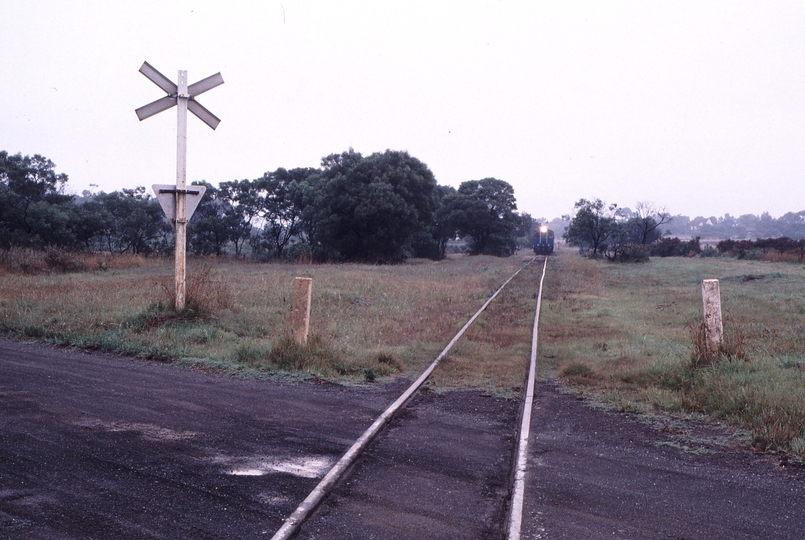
[716,237,805,261]
[563,198,672,261]
[665,212,805,240]
[0,149,523,262]
[562,197,805,264]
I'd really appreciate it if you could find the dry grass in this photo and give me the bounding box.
[429,259,542,393]
[0,252,536,393]
[0,247,160,274]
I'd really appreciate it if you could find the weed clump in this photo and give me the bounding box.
[233,342,273,364]
[128,302,182,332]
[129,266,233,331]
[234,335,347,374]
[377,351,403,372]
[232,337,404,381]
[688,317,747,369]
[155,264,233,321]
[267,336,342,372]
[561,361,599,382]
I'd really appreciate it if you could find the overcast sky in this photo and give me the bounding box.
[3,1,804,220]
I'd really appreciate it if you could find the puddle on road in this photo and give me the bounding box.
[74,418,333,479]
[230,469,265,476]
[211,455,334,479]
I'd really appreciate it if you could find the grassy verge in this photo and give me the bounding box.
[542,247,805,458]
[0,252,537,394]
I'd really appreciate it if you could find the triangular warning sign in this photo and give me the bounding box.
[152,184,207,221]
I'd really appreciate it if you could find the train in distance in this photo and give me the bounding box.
[533,225,554,255]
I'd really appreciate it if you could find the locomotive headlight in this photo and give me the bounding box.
[539,226,548,233]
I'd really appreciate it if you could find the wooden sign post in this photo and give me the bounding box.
[135,61,223,310]
[292,278,313,345]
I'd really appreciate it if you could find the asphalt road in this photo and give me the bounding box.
[0,339,398,539]
[294,389,519,540]
[3,340,805,539]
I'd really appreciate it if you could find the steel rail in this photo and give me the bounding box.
[507,255,549,539]
[271,259,535,540]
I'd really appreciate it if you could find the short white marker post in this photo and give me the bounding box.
[292,278,313,345]
[702,279,723,355]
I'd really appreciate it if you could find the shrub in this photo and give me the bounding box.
[283,241,313,263]
[613,244,650,263]
[649,237,701,257]
[43,247,86,273]
[0,247,49,274]
[699,246,719,257]
[717,237,805,262]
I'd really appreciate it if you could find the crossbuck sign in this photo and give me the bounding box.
[135,61,223,311]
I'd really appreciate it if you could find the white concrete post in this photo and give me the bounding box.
[292,278,313,345]
[702,279,723,355]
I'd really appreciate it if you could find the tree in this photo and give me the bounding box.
[93,188,171,254]
[250,167,318,259]
[514,212,540,249]
[757,211,782,238]
[604,218,650,262]
[431,185,459,260]
[515,212,535,239]
[71,198,113,250]
[778,211,805,239]
[442,178,520,256]
[187,182,233,256]
[218,179,260,257]
[631,202,672,246]
[564,198,617,257]
[24,199,80,249]
[305,149,439,262]
[0,151,74,248]
[365,150,440,259]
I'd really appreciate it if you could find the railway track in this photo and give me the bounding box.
[272,256,550,539]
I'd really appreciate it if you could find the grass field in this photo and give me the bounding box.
[542,246,805,458]
[3,247,805,457]
[0,252,540,395]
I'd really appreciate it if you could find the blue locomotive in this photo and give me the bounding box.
[533,225,554,255]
